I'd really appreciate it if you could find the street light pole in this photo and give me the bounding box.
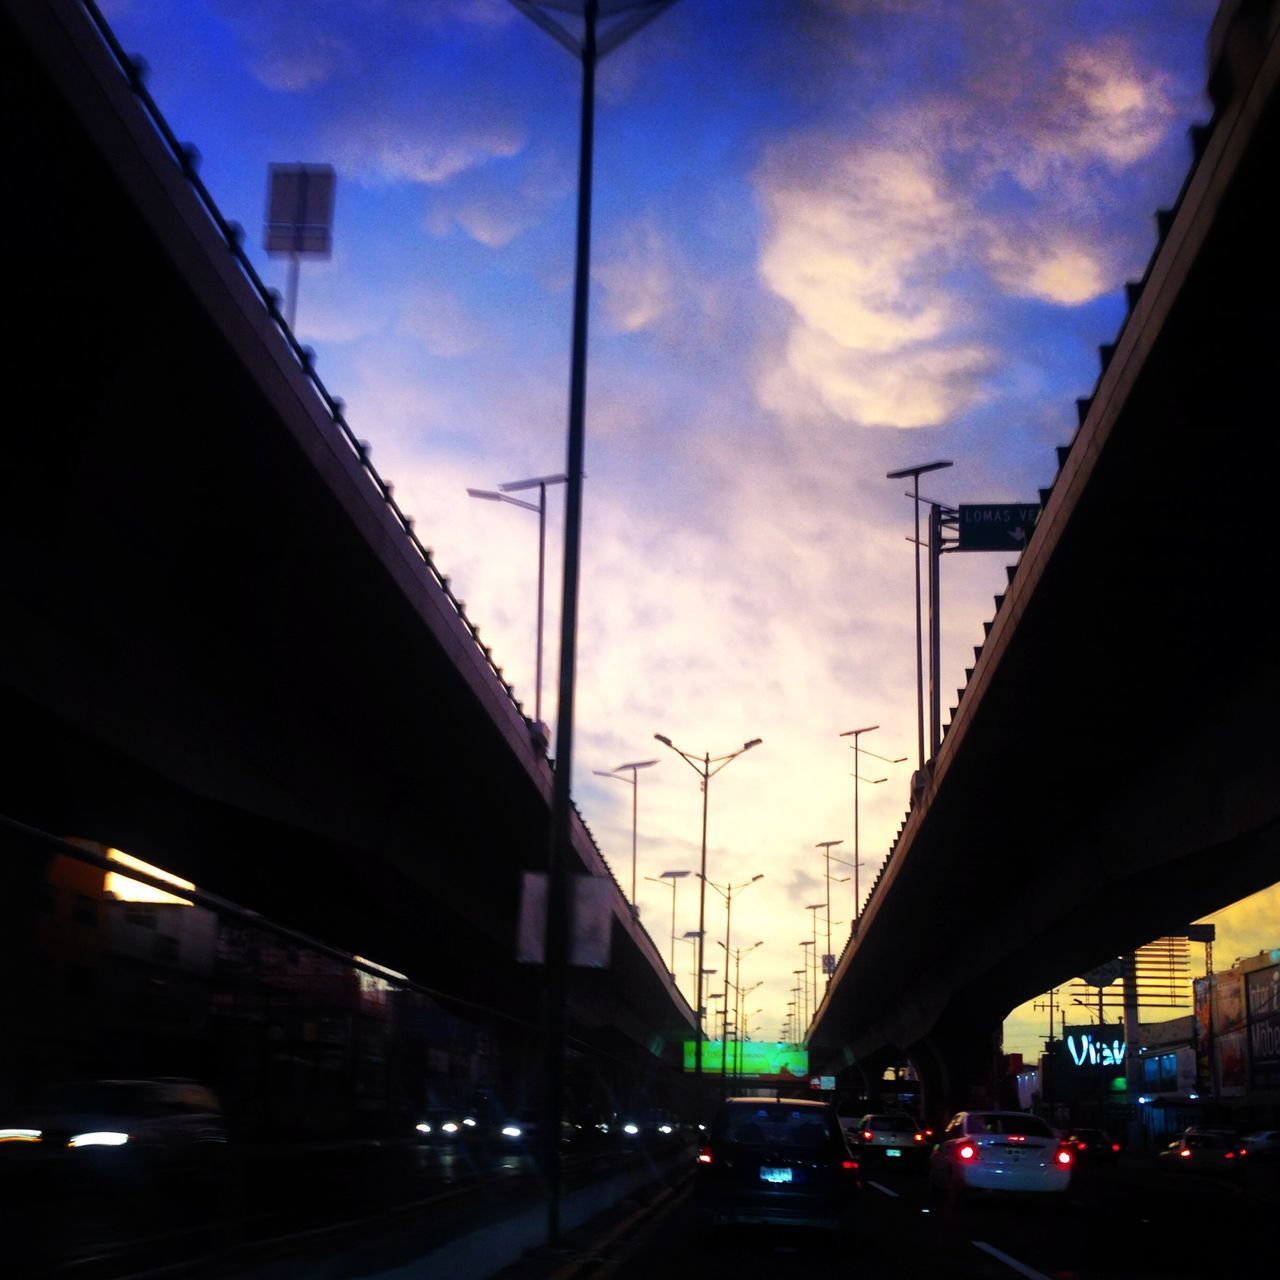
[798,943,813,1026]
[655,735,762,1097]
[838,728,905,928]
[467,473,567,729]
[645,870,689,978]
[594,759,658,907]
[885,460,953,774]
[507,1,680,1245]
[815,841,843,980]
[705,874,763,1095]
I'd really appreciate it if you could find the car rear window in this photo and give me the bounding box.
[867,1116,913,1131]
[966,1114,1053,1138]
[718,1104,836,1149]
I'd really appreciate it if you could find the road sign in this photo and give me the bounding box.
[956,503,1040,552]
[822,953,835,975]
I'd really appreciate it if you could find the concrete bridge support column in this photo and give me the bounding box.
[910,1021,1003,1128]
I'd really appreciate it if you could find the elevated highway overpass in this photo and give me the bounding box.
[0,0,692,1107]
[809,0,1280,1113]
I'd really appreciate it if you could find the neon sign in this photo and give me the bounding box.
[1066,1032,1126,1068]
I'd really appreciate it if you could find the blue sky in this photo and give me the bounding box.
[99,0,1274,1056]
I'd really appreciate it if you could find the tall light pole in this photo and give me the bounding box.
[815,841,843,980]
[838,727,905,928]
[719,941,761,1080]
[644,869,689,978]
[885,460,953,773]
[681,929,701,997]
[798,943,814,1026]
[467,473,567,730]
[508,2,680,1245]
[703,874,764,1095]
[654,735,762,1096]
[804,903,824,1015]
[594,759,658,907]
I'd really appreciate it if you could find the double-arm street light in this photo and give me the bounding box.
[797,944,813,1026]
[703,873,764,1094]
[839,726,906,928]
[466,473,567,730]
[508,0,680,1246]
[719,941,762,1079]
[655,734,762,1088]
[645,869,690,978]
[594,758,659,907]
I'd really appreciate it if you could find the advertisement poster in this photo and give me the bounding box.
[683,1040,808,1079]
[1247,963,1280,1091]
[1213,971,1245,1035]
[1216,1029,1248,1097]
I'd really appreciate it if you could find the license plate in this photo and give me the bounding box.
[760,1166,792,1184]
[886,1148,901,1157]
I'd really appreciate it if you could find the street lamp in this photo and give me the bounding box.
[839,726,906,928]
[885,460,953,772]
[719,941,762,1081]
[654,734,762,1090]
[798,943,813,1026]
[644,869,690,978]
[703,873,763,1094]
[467,474,567,730]
[681,929,702,996]
[507,1,680,1245]
[815,841,843,981]
[594,758,659,907]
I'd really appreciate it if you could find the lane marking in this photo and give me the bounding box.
[972,1240,1053,1280]
[867,1180,899,1197]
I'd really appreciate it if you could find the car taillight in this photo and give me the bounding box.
[1111,1143,1120,1152]
[697,1147,713,1165]
[913,1133,924,1143]
[1179,1148,1192,1158]
[1224,1150,1234,1160]
[862,1130,873,1142]
[1056,1147,1072,1167]
[842,1159,858,1170]
[958,1143,978,1161]
[1076,1141,1087,1150]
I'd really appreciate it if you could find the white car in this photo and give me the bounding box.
[929,1110,1072,1198]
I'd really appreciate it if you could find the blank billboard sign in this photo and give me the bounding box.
[265,163,336,256]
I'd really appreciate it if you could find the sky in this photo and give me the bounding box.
[99,0,1277,1060]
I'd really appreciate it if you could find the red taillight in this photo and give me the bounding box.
[1056,1148,1072,1167]
[842,1159,858,1170]
[1008,1134,1025,1143]
[958,1143,977,1161]
[913,1132,924,1143]
[1179,1148,1192,1159]
[1076,1141,1087,1150]
[1224,1151,1234,1160]
[697,1147,712,1165]
[1111,1144,1120,1152]
[862,1130,873,1142]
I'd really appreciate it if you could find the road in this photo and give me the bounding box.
[587,1156,1273,1279]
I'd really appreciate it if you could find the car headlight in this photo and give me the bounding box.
[462,1117,477,1128]
[68,1131,129,1148]
[415,1123,432,1134]
[624,1123,639,1136]
[0,1129,42,1143]
[502,1126,522,1138]
[442,1122,458,1133]
[659,1124,673,1134]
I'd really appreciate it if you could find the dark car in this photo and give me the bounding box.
[851,1112,929,1169]
[1158,1131,1247,1174]
[1065,1128,1120,1166]
[695,1097,858,1236]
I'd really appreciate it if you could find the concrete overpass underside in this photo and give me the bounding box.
[0,0,692,1083]
[810,0,1280,1112]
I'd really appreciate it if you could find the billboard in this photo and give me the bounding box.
[682,1041,808,1079]
[1193,977,1212,1093]
[1247,963,1280,1091]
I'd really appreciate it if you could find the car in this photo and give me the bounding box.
[695,1097,859,1236]
[1065,1127,1121,1166]
[929,1110,1072,1200]
[1158,1131,1248,1174]
[413,1106,480,1144]
[851,1112,929,1169]
[1242,1130,1280,1164]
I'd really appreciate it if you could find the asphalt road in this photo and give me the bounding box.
[594,1156,1274,1279]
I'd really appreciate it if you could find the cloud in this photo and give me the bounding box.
[398,286,484,358]
[332,114,524,187]
[595,219,677,334]
[755,136,991,430]
[987,232,1110,307]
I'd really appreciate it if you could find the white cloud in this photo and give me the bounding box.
[595,220,677,334]
[987,232,1111,307]
[755,137,990,430]
[333,115,524,187]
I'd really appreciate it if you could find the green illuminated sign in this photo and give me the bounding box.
[682,1041,809,1078]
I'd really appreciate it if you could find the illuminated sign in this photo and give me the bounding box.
[1066,1031,1126,1068]
[682,1041,808,1079]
